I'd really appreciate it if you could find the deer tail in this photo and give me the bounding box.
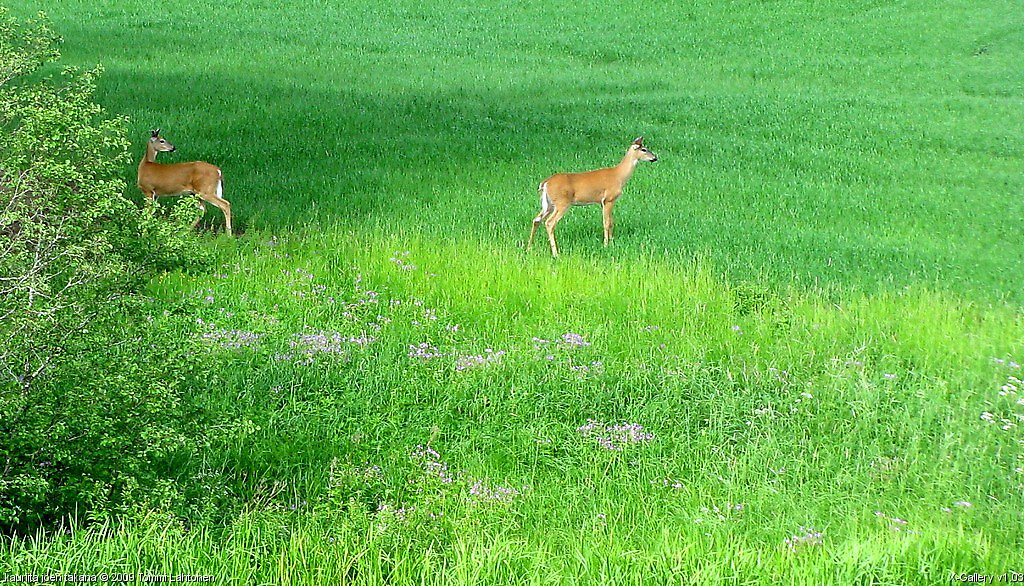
[538,181,551,215]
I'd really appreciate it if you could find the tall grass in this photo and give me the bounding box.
[4,0,1023,582]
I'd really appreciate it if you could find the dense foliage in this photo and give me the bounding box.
[0,9,212,533]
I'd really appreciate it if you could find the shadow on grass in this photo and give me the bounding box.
[75,67,1024,304]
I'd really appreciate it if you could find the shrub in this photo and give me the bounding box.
[0,8,214,533]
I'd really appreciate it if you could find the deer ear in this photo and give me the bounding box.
[632,136,644,146]
[151,128,160,138]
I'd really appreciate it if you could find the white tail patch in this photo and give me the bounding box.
[539,181,551,215]
[216,169,223,199]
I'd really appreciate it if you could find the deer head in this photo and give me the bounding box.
[630,136,657,162]
[148,129,176,153]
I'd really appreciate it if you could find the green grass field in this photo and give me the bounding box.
[4,0,1024,582]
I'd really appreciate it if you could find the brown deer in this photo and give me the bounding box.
[528,137,657,257]
[137,129,232,236]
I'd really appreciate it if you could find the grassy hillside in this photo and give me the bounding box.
[4,0,1023,583]
[16,0,1024,299]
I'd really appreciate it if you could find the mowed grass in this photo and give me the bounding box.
[5,0,1024,582]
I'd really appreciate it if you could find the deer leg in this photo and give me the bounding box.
[141,189,158,213]
[528,208,553,251]
[193,198,207,229]
[200,193,232,237]
[544,206,568,258]
[215,198,232,237]
[213,172,231,237]
[528,185,553,251]
[602,201,614,247]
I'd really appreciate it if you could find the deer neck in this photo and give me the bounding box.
[613,151,640,186]
[142,143,160,164]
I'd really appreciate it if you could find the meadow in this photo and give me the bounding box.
[3,0,1023,583]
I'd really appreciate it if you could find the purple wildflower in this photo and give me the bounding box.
[468,480,521,503]
[347,333,376,347]
[376,503,415,522]
[390,251,417,271]
[409,342,444,360]
[561,332,591,348]
[784,527,823,552]
[410,445,454,484]
[577,420,654,451]
[455,350,506,371]
[287,330,375,360]
[652,478,684,491]
[570,361,605,376]
[201,328,261,349]
[873,511,911,532]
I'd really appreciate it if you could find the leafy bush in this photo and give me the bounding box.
[0,8,215,533]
